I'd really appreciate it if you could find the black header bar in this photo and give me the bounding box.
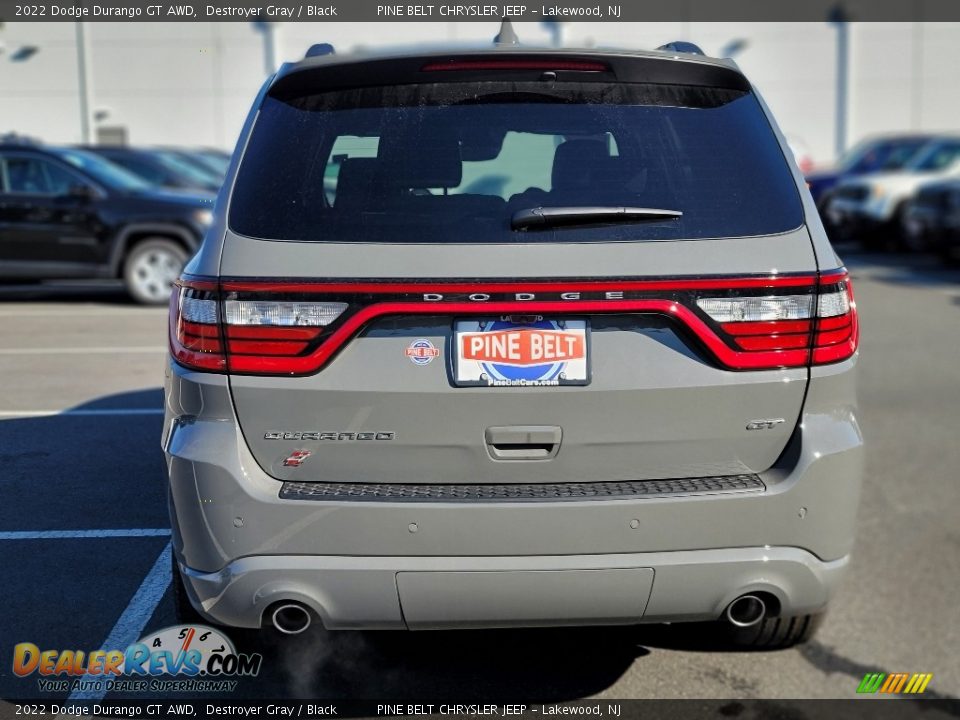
[2,0,960,22]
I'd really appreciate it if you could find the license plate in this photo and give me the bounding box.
[453,317,590,387]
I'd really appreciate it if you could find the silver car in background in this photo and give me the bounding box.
[163,43,862,647]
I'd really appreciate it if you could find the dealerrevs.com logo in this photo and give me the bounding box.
[13,625,262,694]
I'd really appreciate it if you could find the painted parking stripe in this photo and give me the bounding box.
[0,409,164,418]
[0,347,166,355]
[68,542,173,702]
[0,529,171,540]
[0,309,166,317]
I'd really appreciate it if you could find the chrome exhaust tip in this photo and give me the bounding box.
[271,603,312,635]
[725,594,766,628]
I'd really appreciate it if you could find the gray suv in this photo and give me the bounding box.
[164,44,862,647]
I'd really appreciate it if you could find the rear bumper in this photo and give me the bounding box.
[163,355,863,630]
[178,547,848,630]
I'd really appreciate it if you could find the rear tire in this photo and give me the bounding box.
[123,238,188,305]
[720,611,825,649]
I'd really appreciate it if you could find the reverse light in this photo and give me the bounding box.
[816,288,851,318]
[224,300,347,327]
[697,295,814,323]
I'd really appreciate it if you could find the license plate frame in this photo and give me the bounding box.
[452,316,591,388]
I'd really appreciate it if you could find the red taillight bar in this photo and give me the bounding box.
[169,271,858,376]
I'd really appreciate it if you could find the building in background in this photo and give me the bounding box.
[1,21,958,166]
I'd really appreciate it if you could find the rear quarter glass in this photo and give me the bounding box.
[228,81,803,243]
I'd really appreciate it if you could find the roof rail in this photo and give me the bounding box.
[656,41,705,56]
[305,43,336,59]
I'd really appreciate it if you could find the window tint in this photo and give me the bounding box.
[911,141,960,172]
[230,82,803,243]
[55,148,150,192]
[5,157,82,195]
[113,156,169,185]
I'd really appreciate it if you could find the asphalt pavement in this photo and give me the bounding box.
[0,251,958,703]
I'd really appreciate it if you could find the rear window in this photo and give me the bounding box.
[229,81,803,243]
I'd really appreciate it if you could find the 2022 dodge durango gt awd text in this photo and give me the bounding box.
[163,44,863,647]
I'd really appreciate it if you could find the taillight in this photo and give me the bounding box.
[812,271,859,365]
[222,300,347,374]
[697,269,858,367]
[169,280,226,372]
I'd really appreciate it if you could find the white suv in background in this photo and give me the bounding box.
[826,136,960,247]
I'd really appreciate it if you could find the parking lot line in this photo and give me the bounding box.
[0,529,170,540]
[0,409,164,418]
[0,347,166,355]
[0,309,166,317]
[68,542,173,702]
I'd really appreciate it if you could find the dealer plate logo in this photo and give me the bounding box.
[405,338,440,365]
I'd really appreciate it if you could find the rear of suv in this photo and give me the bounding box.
[164,45,862,647]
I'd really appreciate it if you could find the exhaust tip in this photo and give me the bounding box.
[725,594,766,628]
[271,603,312,635]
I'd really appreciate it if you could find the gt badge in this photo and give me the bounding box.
[746,419,786,430]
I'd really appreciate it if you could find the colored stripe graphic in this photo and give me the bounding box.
[858,672,933,694]
[857,673,886,693]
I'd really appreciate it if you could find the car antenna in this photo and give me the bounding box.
[494,18,520,46]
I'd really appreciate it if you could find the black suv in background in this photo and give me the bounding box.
[79,145,222,193]
[0,143,215,304]
[904,178,960,261]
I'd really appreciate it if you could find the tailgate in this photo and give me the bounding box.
[220,231,815,484]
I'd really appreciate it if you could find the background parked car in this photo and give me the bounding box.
[176,148,231,180]
[903,178,960,259]
[80,145,222,193]
[806,134,935,211]
[0,142,215,303]
[824,136,960,249]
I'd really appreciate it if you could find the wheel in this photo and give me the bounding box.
[123,238,188,305]
[720,611,825,650]
[882,201,911,252]
[900,214,929,252]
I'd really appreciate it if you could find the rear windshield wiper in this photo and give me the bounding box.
[511,206,683,231]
